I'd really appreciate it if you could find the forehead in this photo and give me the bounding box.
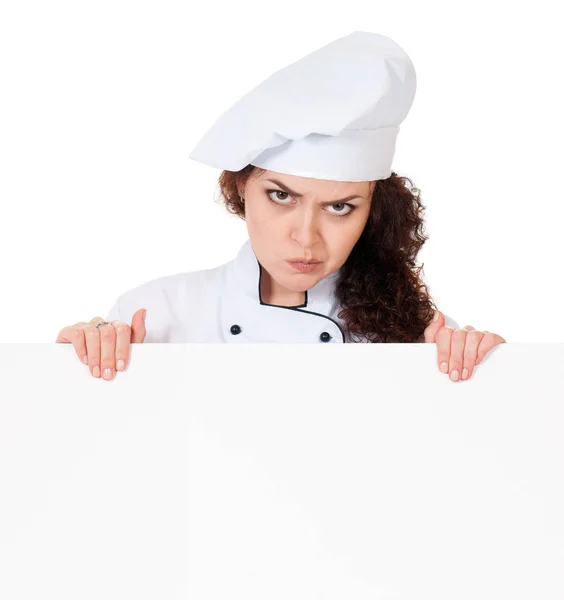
[254,170,372,194]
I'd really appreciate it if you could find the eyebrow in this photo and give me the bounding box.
[264,179,364,203]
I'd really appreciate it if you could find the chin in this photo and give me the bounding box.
[286,274,321,290]
[280,278,306,291]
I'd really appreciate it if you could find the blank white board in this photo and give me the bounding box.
[0,342,563,599]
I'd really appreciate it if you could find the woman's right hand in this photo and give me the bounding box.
[55,308,147,380]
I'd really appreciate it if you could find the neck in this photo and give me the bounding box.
[260,267,305,307]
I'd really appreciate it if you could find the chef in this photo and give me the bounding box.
[101,31,506,382]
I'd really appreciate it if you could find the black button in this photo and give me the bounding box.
[319,331,331,342]
[230,324,242,335]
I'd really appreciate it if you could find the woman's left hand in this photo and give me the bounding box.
[424,311,506,382]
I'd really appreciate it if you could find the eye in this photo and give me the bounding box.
[267,190,292,204]
[266,190,356,217]
[326,202,354,217]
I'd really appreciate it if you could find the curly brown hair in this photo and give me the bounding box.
[216,164,438,343]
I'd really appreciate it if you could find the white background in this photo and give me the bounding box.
[1,0,562,343]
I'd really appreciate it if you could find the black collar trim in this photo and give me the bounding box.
[257,261,346,343]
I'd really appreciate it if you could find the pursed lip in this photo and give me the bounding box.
[287,258,322,264]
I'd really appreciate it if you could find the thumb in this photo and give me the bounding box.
[423,310,445,343]
[130,308,147,343]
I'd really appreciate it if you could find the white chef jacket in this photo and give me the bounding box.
[105,239,459,343]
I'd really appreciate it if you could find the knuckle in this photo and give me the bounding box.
[483,331,501,342]
[437,326,453,337]
[463,351,477,364]
[100,352,116,368]
[71,333,84,347]
[101,327,115,341]
[84,325,98,338]
[113,323,130,335]
[100,352,115,367]
[436,339,449,352]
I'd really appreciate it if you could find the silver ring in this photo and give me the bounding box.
[95,319,109,329]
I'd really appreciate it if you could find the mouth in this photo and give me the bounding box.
[287,259,322,265]
[286,260,322,272]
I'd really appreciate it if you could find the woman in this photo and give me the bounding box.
[56,31,506,381]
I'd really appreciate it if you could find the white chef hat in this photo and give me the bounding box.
[189,30,416,182]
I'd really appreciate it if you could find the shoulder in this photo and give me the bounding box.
[104,264,226,341]
[121,266,222,304]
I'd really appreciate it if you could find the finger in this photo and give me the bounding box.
[56,325,89,365]
[476,333,505,365]
[84,324,102,378]
[461,330,484,380]
[89,316,107,325]
[72,322,90,363]
[112,320,132,371]
[130,308,147,343]
[99,322,117,380]
[424,310,445,343]
[55,325,75,343]
[447,329,467,382]
[56,324,81,343]
[436,326,453,373]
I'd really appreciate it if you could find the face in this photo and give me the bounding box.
[241,169,375,300]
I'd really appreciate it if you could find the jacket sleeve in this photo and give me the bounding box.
[105,297,121,322]
[444,314,460,330]
[102,277,187,343]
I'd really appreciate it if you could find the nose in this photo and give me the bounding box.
[290,207,320,255]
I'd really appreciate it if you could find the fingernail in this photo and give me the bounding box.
[83,355,88,365]
[450,369,459,381]
[93,365,100,378]
[462,368,469,379]
[433,311,439,322]
[117,359,125,371]
[440,362,448,373]
[103,368,112,380]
